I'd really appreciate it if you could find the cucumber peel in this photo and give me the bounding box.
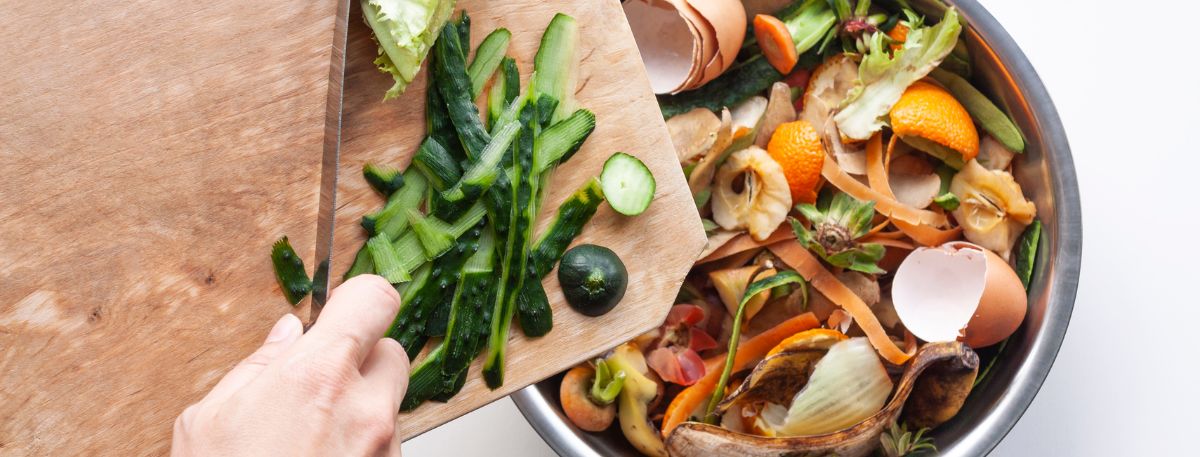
[412,137,462,191]
[363,163,405,196]
[468,28,512,98]
[367,234,411,284]
[362,170,427,238]
[532,13,579,123]
[441,121,520,202]
[271,236,312,305]
[533,109,596,173]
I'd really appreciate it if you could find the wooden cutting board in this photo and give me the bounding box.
[336,0,706,440]
[0,0,349,454]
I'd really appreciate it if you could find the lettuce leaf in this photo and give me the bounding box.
[362,0,457,100]
[833,8,961,140]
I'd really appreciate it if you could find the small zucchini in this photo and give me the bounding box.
[557,244,628,317]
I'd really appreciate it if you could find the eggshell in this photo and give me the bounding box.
[949,242,1028,347]
[668,0,719,91]
[892,243,988,343]
[624,0,701,94]
[686,0,747,73]
[696,43,726,89]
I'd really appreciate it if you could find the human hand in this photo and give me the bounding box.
[172,275,409,457]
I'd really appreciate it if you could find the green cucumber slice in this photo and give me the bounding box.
[600,152,655,216]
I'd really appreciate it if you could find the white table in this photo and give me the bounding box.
[408,0,1200,454]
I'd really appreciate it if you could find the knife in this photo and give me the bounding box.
[310,0,354,325]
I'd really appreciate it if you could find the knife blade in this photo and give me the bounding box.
[310,0,353,324]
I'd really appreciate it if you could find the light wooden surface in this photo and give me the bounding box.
[336,0,707,440]
[0,1,344,454]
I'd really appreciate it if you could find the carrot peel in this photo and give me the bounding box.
[867,134,962,245]
[767,240,915,365]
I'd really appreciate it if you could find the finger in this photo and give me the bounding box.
[299,275,401,368]
[360,338,410,413]
[201,313,303,405]
[385,427,402,457]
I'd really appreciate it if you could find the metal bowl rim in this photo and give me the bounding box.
[512,0,1082,455]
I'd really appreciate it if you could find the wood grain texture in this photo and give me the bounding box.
[336,0,707,439]
[0,1,343,454]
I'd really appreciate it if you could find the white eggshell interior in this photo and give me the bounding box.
[892,244,989,342]
[624,0,698,94]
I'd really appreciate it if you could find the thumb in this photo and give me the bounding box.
[201,314,303,405]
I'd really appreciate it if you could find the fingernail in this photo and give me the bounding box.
[265,314,297,343]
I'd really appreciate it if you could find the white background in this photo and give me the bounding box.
[407,0,1200,454]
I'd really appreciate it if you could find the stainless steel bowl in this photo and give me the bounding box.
[513,0,1082,455]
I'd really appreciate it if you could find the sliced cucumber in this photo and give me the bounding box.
[600,152,655,216]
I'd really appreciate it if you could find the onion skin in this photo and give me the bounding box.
[665,342,979,457]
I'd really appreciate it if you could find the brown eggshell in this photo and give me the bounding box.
[958,243,1028,347]
[686,0,747,73]
[624,0,701,94]
[665,0,712,92]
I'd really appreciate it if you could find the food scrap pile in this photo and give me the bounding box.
[557,1,1043,456]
